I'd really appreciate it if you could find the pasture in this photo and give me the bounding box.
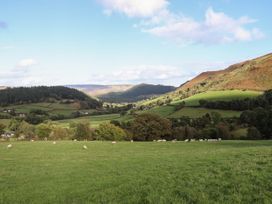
[173,90,262,106]
[0,141,271,204]
[143,106,241,118]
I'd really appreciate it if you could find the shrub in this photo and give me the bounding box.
[0,123,6,135]
[70,122,93,140]
[35,123,52,139]
[50,127,71,140]
[95,123,127,141]
[131,113,172,141]
[217,123,231,140]
[247,127,262,140]
[16,121,36,140]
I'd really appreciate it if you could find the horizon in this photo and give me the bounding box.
[1,0,271,86]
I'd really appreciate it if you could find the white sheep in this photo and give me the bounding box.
[83,145,88,149]
[73,139,77,142]
[7,144,12,149]
[130,140,134,143]
[31,139,35,142]
[53,141,56,145]
[112,141,117,144]
[184,139,189,142]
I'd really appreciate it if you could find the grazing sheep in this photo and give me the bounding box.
[7,144,12,149]
[218,138,222,141]
[31,139,34,142]
[130,140,134,143]
[53,141,56,145]
[199,139,204,142]
[83,145,88,149]
[172,139,177,143]
[112,141,117,144]
[73,139,77,142]
[184,139,189,142]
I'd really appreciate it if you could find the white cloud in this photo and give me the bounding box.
[17,58,37,67]
[88,65,191,86]
[0,58,38,86]
[144,7,264,44]
[98,0,264,44]
[99,0,168,17]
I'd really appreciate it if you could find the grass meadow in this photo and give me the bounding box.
[0,140,271,204]
[172,90,262,106]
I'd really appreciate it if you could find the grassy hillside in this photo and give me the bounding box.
[1,141,271,203]
[142,105,241,118]
[54,114,131,128]
[99,83,176,103]
[173,90,262,106]
[176,53,272,94]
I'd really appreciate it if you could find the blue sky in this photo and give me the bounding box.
[0,0,271,86]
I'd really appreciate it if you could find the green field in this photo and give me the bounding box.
[0,102,96,117]
[0,141,271,203]
[54,114,133,128]
[173,90,262,106]
[169,107,241,118]
[142,105,241,118]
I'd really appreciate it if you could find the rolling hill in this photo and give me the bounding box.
[99,84,176,103]
[0,86,102,109]
[66,84,133,97]
[178,53,272,93]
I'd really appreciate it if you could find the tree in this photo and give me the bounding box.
[131,113,172,141]
[35,123,52,139]
[0,123,6,135]
[247,127,262,140]
[16,121,36,140]
[70,122,93,140]
[216,123,231,140]
[50,126,71,140]
[95,123,127,141]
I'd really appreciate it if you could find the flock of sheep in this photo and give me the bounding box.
[5,138,222,150]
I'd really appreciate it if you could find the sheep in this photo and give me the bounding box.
[130,140,134,143]
[73,139,77,142]
[7,144,12,149]
[199,139,204,142]
[172,139,177,143]
[31,139,35,142]
[184,139,189,142]
[53,141,56,145]
[83,145,88,149]
[112,141,117,144]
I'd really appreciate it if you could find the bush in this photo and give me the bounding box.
[200,128,218,139]
[70,122,93,140]
[50,127,71,140]
[172,126,199,140]
[35,123,52,139]
[15,121,36,140]
[0,123,6,135]
[95,123,127,141]
[131,113,172,141]
[217,123,231,140]
[247,127,262,140]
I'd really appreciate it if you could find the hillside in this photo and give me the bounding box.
[178,53,272,93]
[67,84,133,97]
[0,86,102,109]
[99,84,176,103]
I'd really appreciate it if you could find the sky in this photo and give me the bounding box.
[0,0,271,86]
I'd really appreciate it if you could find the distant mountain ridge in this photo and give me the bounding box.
[99,83,176,103]
[66,84,133,97]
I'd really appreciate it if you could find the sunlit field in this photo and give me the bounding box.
[1,140,271,204]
